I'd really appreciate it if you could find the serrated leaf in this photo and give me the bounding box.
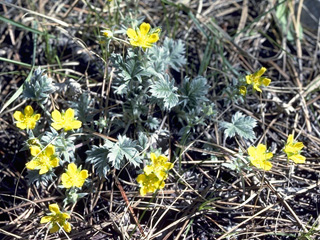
[108,135,141,169]
[180,76,208,109]
[69,92,94,123]
[86,144,111,178]
[150,74,179,110]
[111,49,151,95]
[163,37,186,71]
[220,112,257,141]
[26,170,56,188]
[23,67,55,104]
[145,117,160,130]
[147,37,186,72]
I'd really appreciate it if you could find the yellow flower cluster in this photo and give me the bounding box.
[137,153,173,196]
[40,203,71,233]
[248,144,273,171]
[126,22,160,49]
[61,163,88,188]
[248,134,306,171]
[284,134,305,164]
[240,67,271,96]
[51,108,82,132]
[26,144,59,174]
[13,105,40,130]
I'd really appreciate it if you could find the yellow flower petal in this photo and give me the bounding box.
[51,122,63,130]
[261,161,272,171]
[136,174,146,184]
[261,78,271,86]
[26,160,40,170]
[49,203,60,214]
[13,111,24,121]
[255,67,266,77]
[239,86,247,96]
[257,144,267,153]
[51,110,62,121]
[253,84,262,92]
[50,158,59,168]
[287,134,294,144]
[63,222,72,233]
[61,173,72,188]
[24,105,34,116]
[293,142,304,151]
[62,212,70,219]
[140,22,151,35]
[147,33,159,43]
[70,120,82,129]
[163,162,174,171]
[33,114,41,121]
[140,187,147,196]
[68,162,78,173]
[40,216,53,223]
[65,108,75,120]
[16,122,27,130]
[49,224,59,233]
[150,153,157,163]
[39,166,50,175]
[144,165,153,175]
[45,145,55,156]
[126,28,137,39]
[80,170,88,179]
[290,154,306,164]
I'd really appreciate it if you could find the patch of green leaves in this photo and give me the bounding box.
[111,49,150,95]
[150,74,179,110]
[180,76,208,110]
[147,37,186,72]
[23,67,55,104]
[220,111,257,141]
[86,135,142,178]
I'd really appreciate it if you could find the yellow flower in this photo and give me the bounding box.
[246,67,271,92]
[61,163,88,188]
[144,153,174,180]
[101,29,113,38]
[126,22,160,49]
[40,203,71,234]
[239,86,247,96]
[136,172,165,196]
[248,144,273,171]
[26,144,59,174]
[284,134,305,164]
[51,108,82,131]
[13,105,40,130]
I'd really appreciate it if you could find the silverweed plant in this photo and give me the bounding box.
[3,1,317,238]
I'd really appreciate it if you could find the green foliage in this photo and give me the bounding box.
[145,117,160,130]
[180,76,208,110]
[107,135,141,169]
[26,170,56,188]
[41,128,75,163]
[111,49,150,95]
[150,74,179,110]
[69,92,95,123]
[147,37,186,72]
[86,144,110,178]
[220,111,257,141]
[94,117,108,133]
[63,188,88,206]
[86,135,142,178]
[23,67,55,104]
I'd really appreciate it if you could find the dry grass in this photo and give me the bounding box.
[1,0,320,239]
